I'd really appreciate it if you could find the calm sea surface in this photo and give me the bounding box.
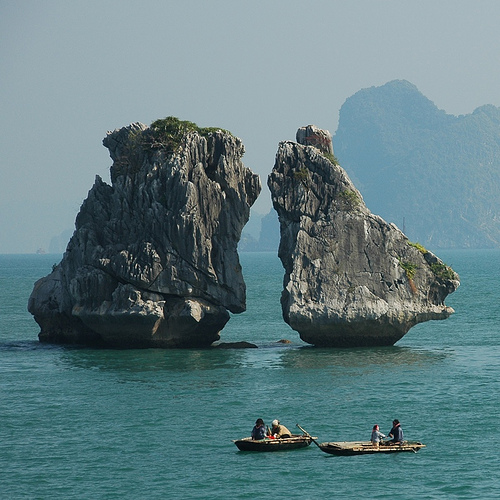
[0,250,499,499]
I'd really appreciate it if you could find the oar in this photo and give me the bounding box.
[296,424,321,448]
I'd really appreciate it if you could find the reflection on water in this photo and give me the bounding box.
[58,346,247,373]
[224,343,448,371]
[0,337,450,379]
[279,345,448,370]
[0,340,61,352]
[54,342,449,374]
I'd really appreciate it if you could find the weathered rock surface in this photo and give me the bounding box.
[28,119,261,347]
[295,124,334,156]
[268,125,459,347]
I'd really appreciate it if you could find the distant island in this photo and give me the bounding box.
[334,79,500,248]
[238,210,279,252]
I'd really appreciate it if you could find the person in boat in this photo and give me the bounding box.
[251,418,268,440]
[270,419,292,439]
[387,419,404,444]
[370,424,386,447]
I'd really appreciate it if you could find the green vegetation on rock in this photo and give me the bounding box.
[399,259,418,280]
[149,116,230,152]
[408,241,427,254]
[293,166,310,188]
[338,189,360,210]
[322,152,339,165]
[407,241,457,281]
[430,262,457,281]
[110,117,232,182]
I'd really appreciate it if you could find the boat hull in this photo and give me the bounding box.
[318,441,426,456]
[234,435,314,452]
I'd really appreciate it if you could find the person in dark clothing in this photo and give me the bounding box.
[388,419,404,444]
[251,418,267,440]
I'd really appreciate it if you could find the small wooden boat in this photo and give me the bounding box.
[318,440,426,456]
[295,425,425,456]
[233,434,316,452]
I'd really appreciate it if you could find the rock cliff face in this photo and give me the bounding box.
[28,118,261,347]
[268,125,459,347]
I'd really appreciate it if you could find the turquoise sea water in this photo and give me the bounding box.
[0,250,499,499]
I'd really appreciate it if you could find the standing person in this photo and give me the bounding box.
[270,419,292,438]
[251,418,267,440]
[370,424,386,447]
[388,419,404,444]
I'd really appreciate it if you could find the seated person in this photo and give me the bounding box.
[387,419,404,444]
[370,424,386,447]
[270,419,292,438]
[251,418,267,440]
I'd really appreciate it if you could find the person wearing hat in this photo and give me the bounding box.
[270,419,292,439]
[387,419,404,444]
[370,424,386,447]
[251,418,267,440]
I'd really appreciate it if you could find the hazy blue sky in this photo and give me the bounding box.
[2,0,500,253]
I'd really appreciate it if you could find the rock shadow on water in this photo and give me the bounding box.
[278,345,448,370]
[39,336,448,376]
[234,342,300,370]
[59,346,248,373]
[0,339,65,352]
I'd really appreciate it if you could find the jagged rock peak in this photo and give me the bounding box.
[296,124,334,156]
[268,125,459,347]
[28,117,261,348]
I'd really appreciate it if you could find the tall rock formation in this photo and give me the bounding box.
[28,118,261,347]
[268,125,459,347]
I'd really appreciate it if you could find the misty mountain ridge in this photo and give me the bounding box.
[334,79,500,248]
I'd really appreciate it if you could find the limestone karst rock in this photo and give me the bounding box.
[28,118,261,347]
[267,125,459,347]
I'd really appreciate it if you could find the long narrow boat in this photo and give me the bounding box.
[233,434,316,452]
[318,440,426,456]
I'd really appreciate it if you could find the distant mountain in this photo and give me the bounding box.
[49,229,73,254]
[258,210,280,250]
[239,210,279,252]
[334,79,500,248]
[241,210,263,240]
